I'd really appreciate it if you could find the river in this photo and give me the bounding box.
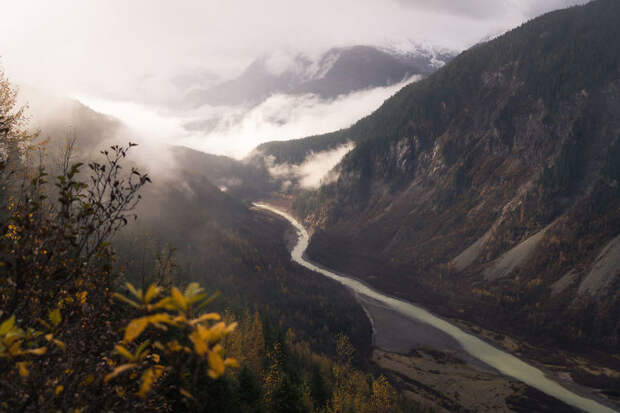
[254,203,617,413]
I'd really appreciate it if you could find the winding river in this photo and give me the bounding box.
[254,203,617,413]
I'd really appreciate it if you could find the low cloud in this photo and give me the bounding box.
[0,0,587,108]
[76,75,420,160]
[394,0,587,20]
[267,142,354,189]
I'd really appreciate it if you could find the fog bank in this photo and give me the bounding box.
[267,143,355,189]
[77,75,419,159]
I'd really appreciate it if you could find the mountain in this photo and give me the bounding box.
[280,0,619,364]
[18,87,124,154]
[170,146,275,199]
[188,45,455,107]
[22,93,370,359]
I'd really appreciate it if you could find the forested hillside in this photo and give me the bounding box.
[282,0,619,386]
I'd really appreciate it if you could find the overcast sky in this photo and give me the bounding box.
[0,0,586,100]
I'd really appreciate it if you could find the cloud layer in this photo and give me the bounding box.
[394,0,586,19]
[268,142,355,189]
[0,0,587,103]
[77,75,420,159]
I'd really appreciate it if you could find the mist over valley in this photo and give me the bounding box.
[1,1,618,412]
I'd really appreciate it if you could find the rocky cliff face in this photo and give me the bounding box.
[293,0,620,350]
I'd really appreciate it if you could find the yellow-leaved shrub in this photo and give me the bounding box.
[105,281,238,399]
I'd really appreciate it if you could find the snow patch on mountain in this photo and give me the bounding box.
[379,39,457,69]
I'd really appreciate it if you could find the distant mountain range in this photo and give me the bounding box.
[187,44,455,107]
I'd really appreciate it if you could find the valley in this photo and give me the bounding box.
[1,0,618,411]
[254,203,618,412]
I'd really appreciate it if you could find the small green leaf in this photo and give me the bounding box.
[48,309,62,327]
[135,340,151,360]
[0,315,15,336]
[184,283,203,299]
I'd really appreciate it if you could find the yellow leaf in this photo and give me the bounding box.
[45,333,66,350]
[16,361,29,377]
[144,284,161,304]
[150,323,168,331]
[208,350,225,378]
[225,322,238,334]
[179,388,195,400]
[76,291,87,304]
[38,318,52,330]
[208,322,226,342]
[25,346,47,356]
[200,324,214,340]
[224,358,239,368]
[112,293,140,309]
[52,338,66,350]
[114,344,134,361]
[55,385,64,395]
[104,363,138,382]
[48,308,62,327]
[189,329,208,356]
[152,297,174,311]
[148,313,173,324]
[123,317,149,343]
[125,282,142,300]
[171,287,187,311]
[172,314,187,323]
[137,366,164,398]
[189,313,221,325]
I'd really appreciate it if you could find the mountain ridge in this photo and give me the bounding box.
[188,44,455,107]
[280,0,619,360]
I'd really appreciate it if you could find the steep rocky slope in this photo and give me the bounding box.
[286,0,619,355]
